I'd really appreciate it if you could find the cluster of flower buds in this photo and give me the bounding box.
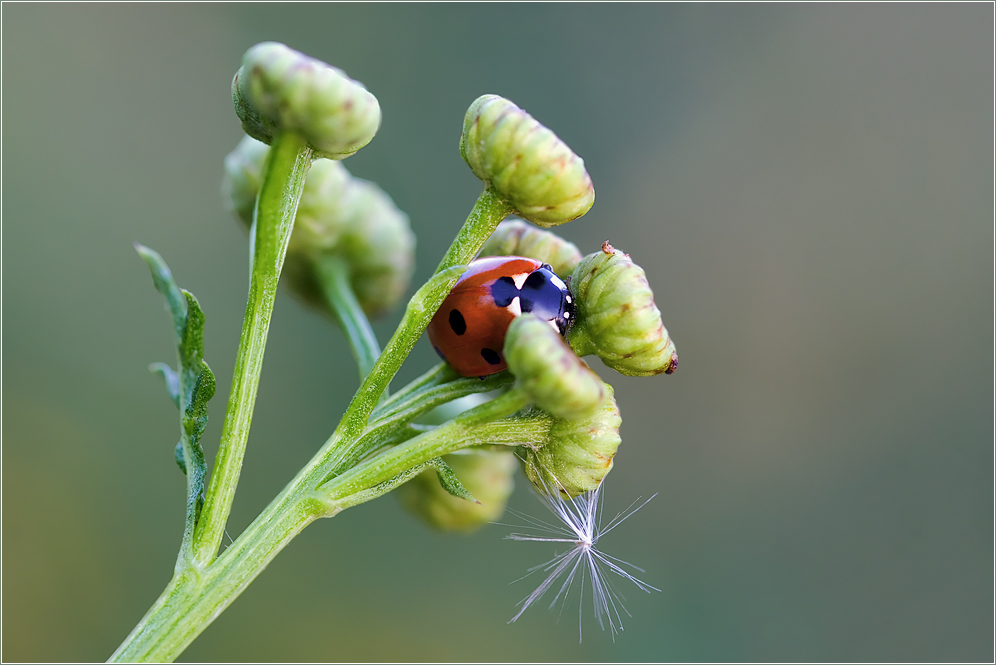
[222,136,415,317]
[225,56,679,520]
[457,96,676,501]
[500,237,677,497]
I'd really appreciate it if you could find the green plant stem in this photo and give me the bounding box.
[333,185,513,445]
[435,185,513,272]
[371,362,458,418]
[113,180,517,662]
[192,133,313,567]
[110,387,539,663]
[328,266,465,445]
[323,388,534,503]
[109,486,329,663]
[329,371,516,476]
[315,254,380,381]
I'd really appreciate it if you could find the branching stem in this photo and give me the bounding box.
[113,165,521,664]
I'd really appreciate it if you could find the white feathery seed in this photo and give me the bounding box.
[502,478,659,641]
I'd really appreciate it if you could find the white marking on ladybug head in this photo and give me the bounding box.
[564,311,570,318]
[507,296,522,317]
[512,272,530,289]
[565,294,572,303]
[549,274,567,290]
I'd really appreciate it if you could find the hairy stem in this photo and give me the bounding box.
[435,185,513,273]
[326,370,516,479]
[333,185,514,445]
[324,388,533,501]
[315,254,381,381]
[192,133,313,567]
[109,488,329,663]
[114,178,518,662]
[110,387,540,662]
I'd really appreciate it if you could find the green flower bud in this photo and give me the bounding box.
[221,135,270,227]
[569,243,678,376]
[283,172,415,317]
[504,314,605,421]
[221,137,415,317]
[478,218,583,277]
[233,42,381,160]
[460,95,594,227]
[335,180,416,316]
[521,383,621,498]
[397,449,517,533]
[286,158,353,255]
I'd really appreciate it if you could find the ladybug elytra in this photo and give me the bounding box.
[428,256,576,377]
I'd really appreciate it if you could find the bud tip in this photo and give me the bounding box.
[664,350,678,375]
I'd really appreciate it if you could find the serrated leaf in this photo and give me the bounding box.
[136,244,215,561]
[150,362,181,409]
[430,458,479,503]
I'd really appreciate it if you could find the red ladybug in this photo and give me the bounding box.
[428,256,576,377]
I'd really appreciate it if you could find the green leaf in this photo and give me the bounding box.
[179,290,206,370]
[150,362,181,409]
[183,360,216,443]
[135,243,187,341]
[136,244,215,562]
[429,458,479,503]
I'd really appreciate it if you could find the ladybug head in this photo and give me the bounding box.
[529,264,576,337]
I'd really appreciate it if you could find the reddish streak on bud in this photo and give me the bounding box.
[664,351,678,375]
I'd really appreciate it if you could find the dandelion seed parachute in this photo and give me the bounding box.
[502,477,660,642]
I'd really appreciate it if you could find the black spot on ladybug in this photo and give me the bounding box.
[481,348,502,365]
[448,309,467,335]
[519,267,567,322]
[523,271,546,290]
[490,276,518,307]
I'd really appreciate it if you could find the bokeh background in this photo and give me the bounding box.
[3,4,992,662]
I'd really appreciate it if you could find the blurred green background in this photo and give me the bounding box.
[2,4,992,662]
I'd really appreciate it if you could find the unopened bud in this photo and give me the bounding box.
[221,135,270,227]
[335,180,416,316]
[397,449,517,533]
[282,173,415,317]
[569,243,677,377]
[504,314,605,421]
[222,137,414,316]
[460,95,594,227]
[233,42,381,160]
[287,158,353,255]
[478,218,583,277]
[521,383,621,498]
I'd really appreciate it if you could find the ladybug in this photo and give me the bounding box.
[428,256,576,378]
